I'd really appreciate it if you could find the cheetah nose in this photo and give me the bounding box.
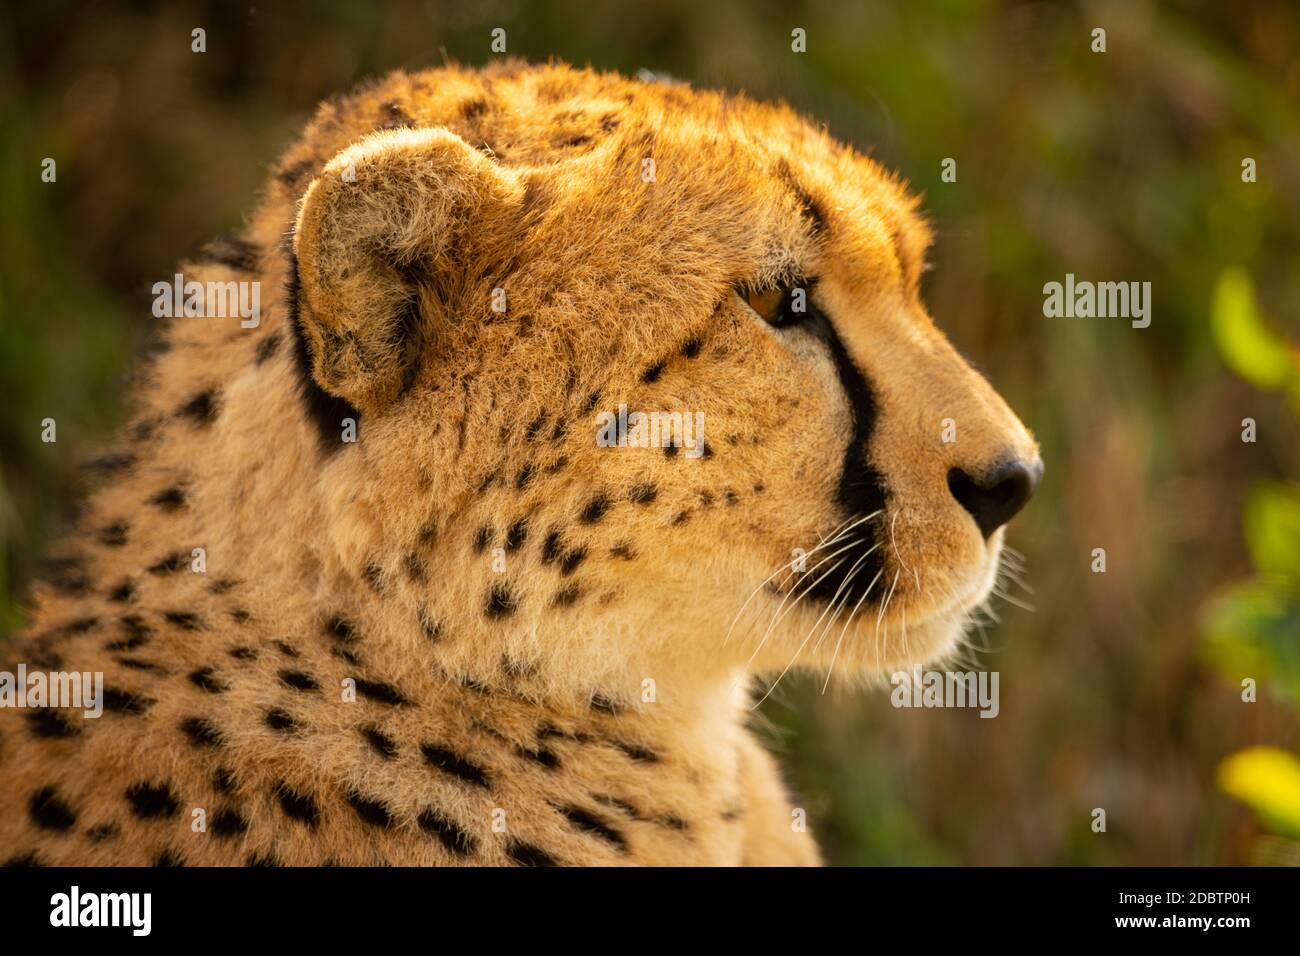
[946,457,1042,539]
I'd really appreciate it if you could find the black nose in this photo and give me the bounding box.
[947,458,1042,538]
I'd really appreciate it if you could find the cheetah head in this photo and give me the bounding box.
[287,65,1040,694]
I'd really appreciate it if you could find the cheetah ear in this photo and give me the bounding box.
[291,127,521,412]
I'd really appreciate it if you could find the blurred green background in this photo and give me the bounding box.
[2,0,1298,864]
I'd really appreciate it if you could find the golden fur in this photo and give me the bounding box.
[0,61,1037,866]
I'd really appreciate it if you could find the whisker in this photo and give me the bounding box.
[821,568,884,693]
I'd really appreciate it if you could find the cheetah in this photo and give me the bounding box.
[0,61,1040,866]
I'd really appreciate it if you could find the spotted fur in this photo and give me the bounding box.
[0,61,1038,866]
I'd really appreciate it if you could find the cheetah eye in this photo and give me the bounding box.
[735,281,808,329]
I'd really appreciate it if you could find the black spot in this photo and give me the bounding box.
[286,253,363,451]
[177,389,219,425]
[213,768,237,794]
[580,495,610,524]
[353,678,407,706]
[209,577,238,594]
[610,542,636,560]
[27,710,78,739]
[29,787,77,831]
[525,413,546,441]
[197,233,260,271]
[41,556,89,595]
[179,716,223,748]
[551,584,581,608]
[246,852,281,867]
[274,641,299,658]
[165,610,202,631]
[538,722,592,743]
[107,580,135,603]
[506,839,557,867]
[361,725,397,759]
[87,451,135,474]
[279,670,319,692]
[255,333,282,364]
[505,518,529,551]
[671,510,690,525]
[347,791,393,827]
[420,611,441,642]
[580,391,600,414]
[148,551,187,575]
[614,740,660,763]
[515,464,535,489]
[87,823,118,842]
[681,337,702,359]
[641,361,666,384]
[116,657,158,671]
[150,486,186,511]
[188,667,227,693]
[629,483,657,504]
[229,608,251,624]
[590,693,621,715]
[404,552,427,583]
[326,616,358,643]
[417,517,439,547]
[421,744,491,789]
[154,849,185,867]
[558,804,628,852]
[418,809,477,856]
[664,443,679,458]
[126,782,180,820]
[276,786,319,827]
[559,548,588,576]
[541,530,563,564]
[363,563,384,593]
[472,526,492,553]
[594,794,643,819]
[265,708,298,732]
[516,746,561,770]
[485,584,517,619]
[102,688,152,715]
[98,522,129,547]
[229,646,257,661]
[211,807,249,838]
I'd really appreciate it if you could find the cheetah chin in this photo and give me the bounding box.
[1,61,1038,866]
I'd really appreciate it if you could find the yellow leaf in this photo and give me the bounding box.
[1217,746,1300,839]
